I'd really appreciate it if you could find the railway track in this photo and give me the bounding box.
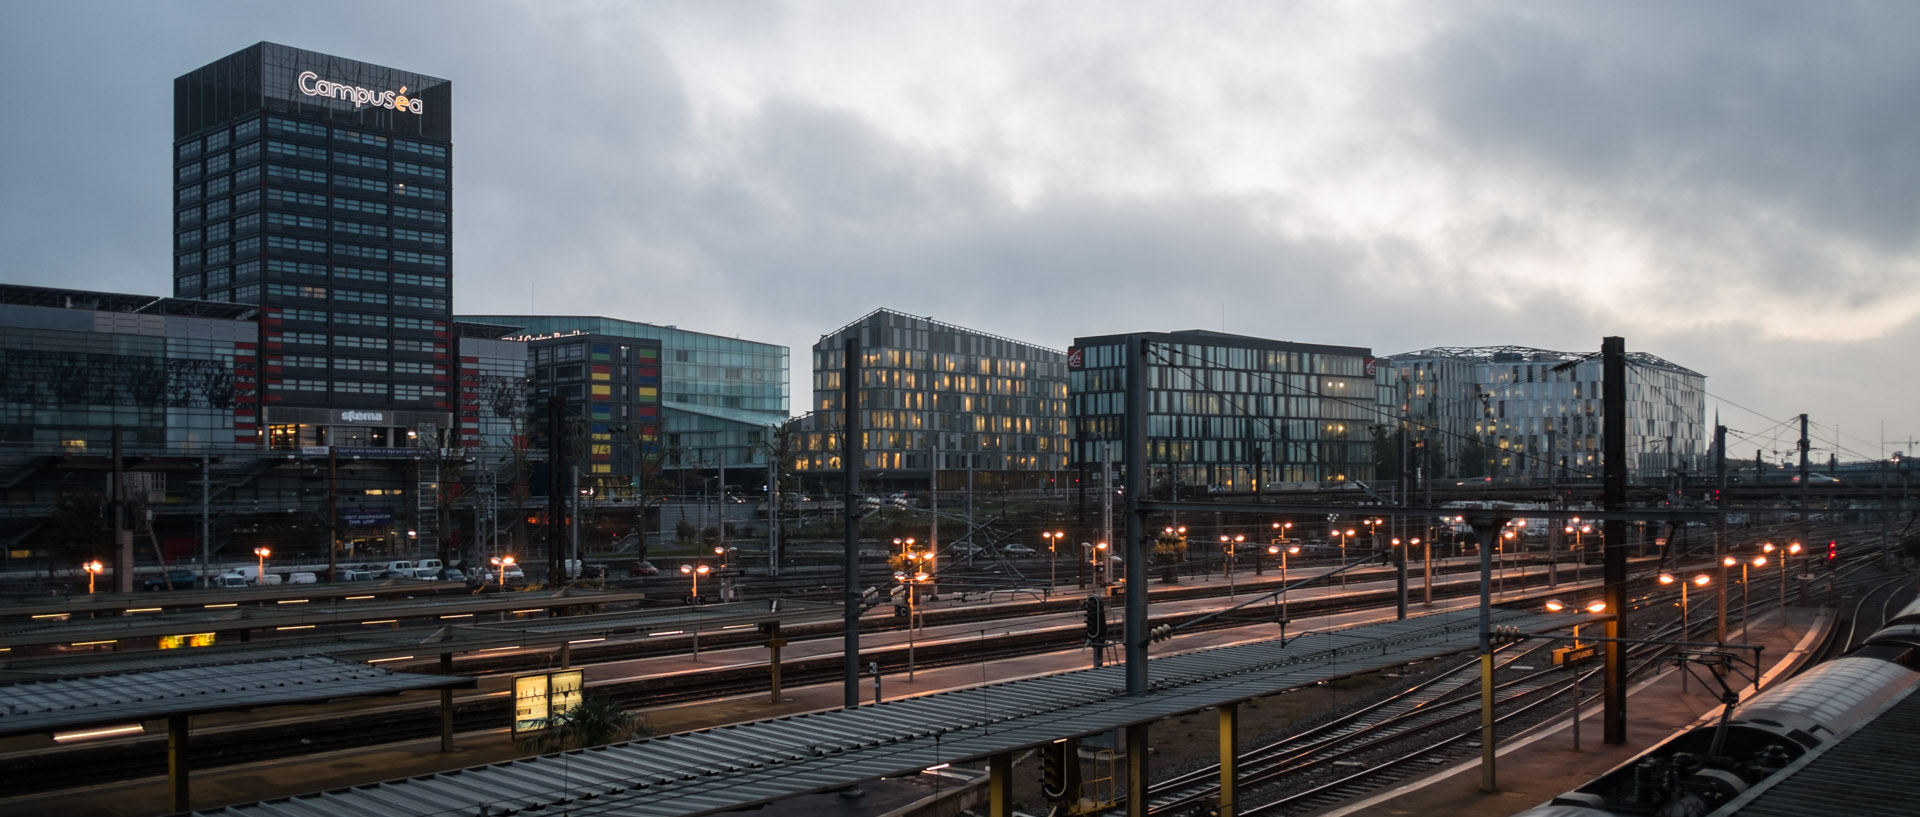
[3,565,1511,796]
[1134,541,1911,816]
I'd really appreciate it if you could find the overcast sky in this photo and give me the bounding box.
[4,1,1914,462]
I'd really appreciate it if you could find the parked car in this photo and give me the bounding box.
[337,569,373,581]
[285,572,317,584]
[142,569,199,591]
[628,560,659,576]
[214,572,249,589]
[479,565,525,583]
[1002,544,1037,557]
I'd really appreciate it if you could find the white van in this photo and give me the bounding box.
[380,560,415,578]
[286,572,317,584]
[215,572,249,589]
[415,558,444,574]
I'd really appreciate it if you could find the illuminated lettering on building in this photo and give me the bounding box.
[297,71,423,114]
[339,410,387,424]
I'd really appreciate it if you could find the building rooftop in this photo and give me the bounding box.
[0,284,257,321]
[1384,345,1703,377]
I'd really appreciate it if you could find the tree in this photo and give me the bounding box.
[1152,528,1187,584]
[529,695,648,754]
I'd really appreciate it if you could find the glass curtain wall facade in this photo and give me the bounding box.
[1069,330,1378,493]
[173,43,453,450]
[526,333,664,495]
[1379,346,1708,481]
[459,315,788,478]
[794,309,1069,492]
[0,286,258,452]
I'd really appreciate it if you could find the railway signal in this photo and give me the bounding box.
[1082,594,1106,640]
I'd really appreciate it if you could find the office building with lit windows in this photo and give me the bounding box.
[1378,345,1707,481]
[460,315,789,480]
[1068,330,1379,493]
[173,43,454,451]
[521,332,664,493]
[792,309,1070,492]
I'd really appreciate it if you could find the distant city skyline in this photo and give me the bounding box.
[5,2,1916,462]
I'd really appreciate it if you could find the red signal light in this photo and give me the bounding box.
[1827,541,1837,562]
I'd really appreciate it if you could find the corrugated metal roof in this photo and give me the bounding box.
[0,588,648,647]
[1,598,840,679]
[1711,683,1920,817]
[0,655,474,737]
[193,606,1573,817]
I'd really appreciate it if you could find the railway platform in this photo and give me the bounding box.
[1331,605,1826,817]
[5,586,1814,817]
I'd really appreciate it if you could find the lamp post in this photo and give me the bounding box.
[253,546,271,586]
[1337,527,1356,586]
[1726,554,1764,642]
[84,559,103,594]
[1265,521,1293,575]
[679,562,710,604]
[1786,541,1802,606]
[1564,520,1591,583]
[1269,542,1299,640]
[1545,598,1607,750]
[1093,541,1111,587]
[1365,517,1383,554]
[1042,531,1062,590]
[1499,529,1518,593]
[490,555,515,588]
[1660,572,1710,689]
[1219,534,1244,599]
[896,552,931,679]
[1395,536,1428,605]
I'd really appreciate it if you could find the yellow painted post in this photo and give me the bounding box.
[1479,651,1496,791]
[1218,704,1239,817]
[989,751,1013,817]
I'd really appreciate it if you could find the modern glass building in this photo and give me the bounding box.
[1379,345,1708,481]
[1068,330,1378,492]
[0,285,258,452]
[173,43,454,451]
[524,332,664,493]
[459,315,789,478]
[794,309,1069,492]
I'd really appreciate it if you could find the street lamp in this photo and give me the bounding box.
[1268,542,1300,640]
[1265,521,1293,575]
[1564,520,1591,583]
[1041,531,1063,589]
[679,562,711,604]
[84,559,103,594]
[1786,541,1803,605]
[490,555,515,588]
[1725,554,1765,642]
[1396,537,1430,605]
[253,546,271,586]
[1336,528,1356,586]
[1659,572,1714,690]
[1093,541,1112,586]
[1219,534,1245,598]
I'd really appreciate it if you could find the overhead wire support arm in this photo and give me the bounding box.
[1141,552,1382,644]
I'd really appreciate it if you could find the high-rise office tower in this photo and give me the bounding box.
[173,43,453,451]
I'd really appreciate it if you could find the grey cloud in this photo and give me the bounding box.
[1395,2,1920,262]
